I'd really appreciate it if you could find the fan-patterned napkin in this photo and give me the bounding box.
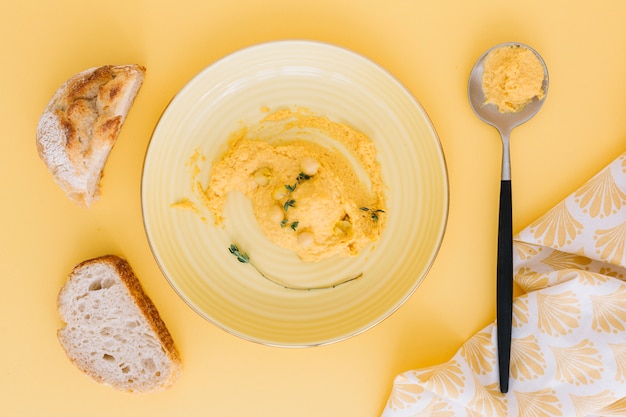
[381,151,626,417]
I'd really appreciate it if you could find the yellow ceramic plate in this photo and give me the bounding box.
[142,40,448,347]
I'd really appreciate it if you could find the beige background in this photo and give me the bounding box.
[2,1,626,416]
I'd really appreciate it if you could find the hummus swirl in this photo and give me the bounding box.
[198,108,387,262]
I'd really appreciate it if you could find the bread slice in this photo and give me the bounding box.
[36,65,146,208]
[57,255,182,392]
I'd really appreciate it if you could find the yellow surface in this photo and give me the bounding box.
[2,1,626,416]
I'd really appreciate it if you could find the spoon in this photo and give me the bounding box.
[468,42,549,393]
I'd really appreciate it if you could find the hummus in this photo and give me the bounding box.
[482,44,545,113]
[186,108,387,262]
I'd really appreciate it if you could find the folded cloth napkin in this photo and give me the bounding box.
[381,151,626,417]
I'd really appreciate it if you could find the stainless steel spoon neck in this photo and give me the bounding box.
[500,130,511,181]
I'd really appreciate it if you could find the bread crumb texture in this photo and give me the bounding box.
[481,45,545,113]
[36,65,145,208]
[57,255,182,392]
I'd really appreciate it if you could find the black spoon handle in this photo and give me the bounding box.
[497,179,513,393]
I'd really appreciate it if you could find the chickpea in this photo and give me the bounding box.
[333,220,352,236]
[272,185,289,200]
[300,157,319,176]
[297,231,315,248]
[253,167,272,186]
[268,205,284,223]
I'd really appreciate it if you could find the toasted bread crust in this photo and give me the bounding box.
[37,65,145,207]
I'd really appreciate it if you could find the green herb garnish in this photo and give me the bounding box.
[228,244,361,291]
[279,172,312,228]
[297,172,311,182]
[283,199,296,212]
[360,207,385,222]
[284,172,311,194]
[280,220,299,230]
[229,244,250,263]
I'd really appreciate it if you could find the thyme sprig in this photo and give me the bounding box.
[280,220,299,230]
[282,173,310,211]
[360,207,385,222]
[229,245,250,263]
[284,172,311,194]
[283,199,296,212]
[228,244,361,291]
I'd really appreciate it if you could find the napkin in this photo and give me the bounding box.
[381,151,626,417]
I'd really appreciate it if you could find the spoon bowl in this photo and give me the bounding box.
[468,42,548,394]
[468,42,549,179]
